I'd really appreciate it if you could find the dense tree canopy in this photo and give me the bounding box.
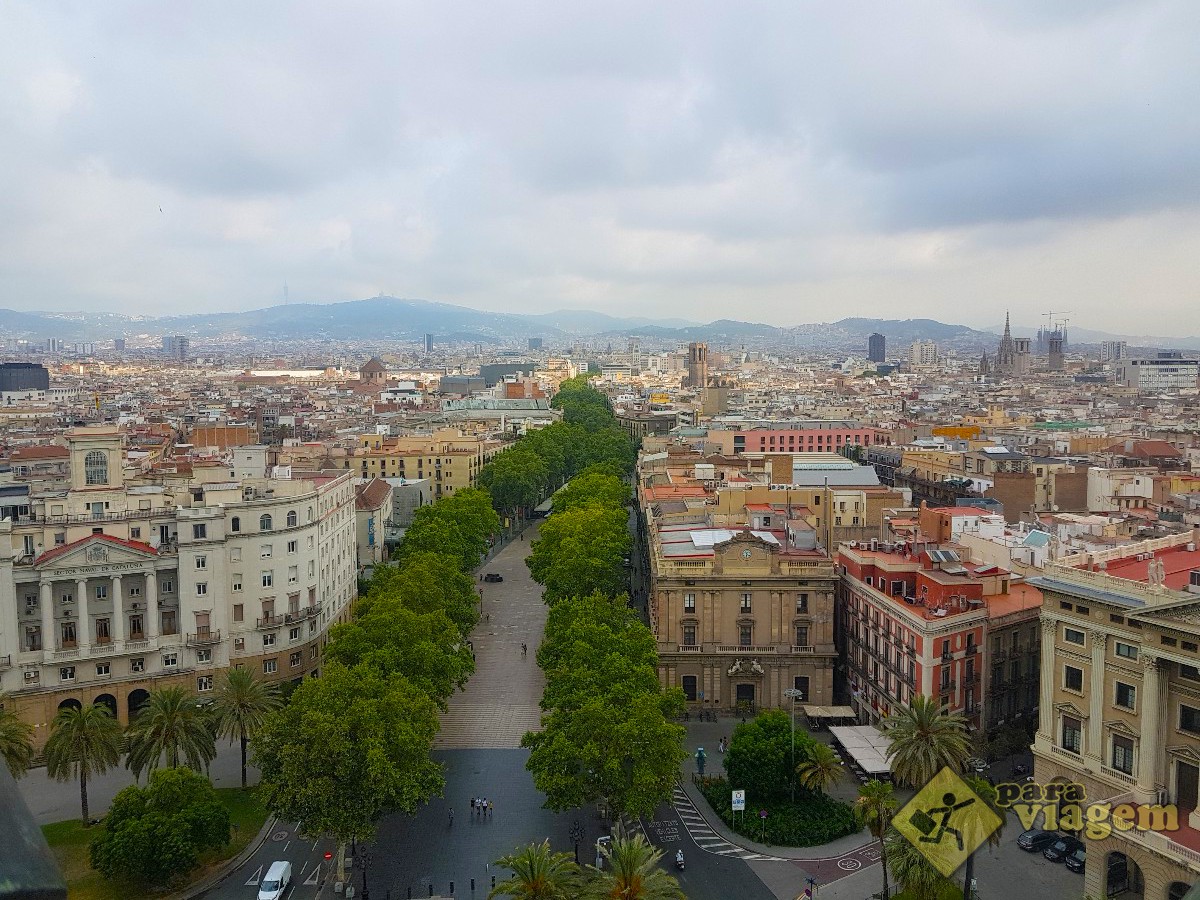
[724,710,816,803]
[361,550,479,636]
[90,767,230,886]
[478,447,550,516]
[551,471,631,514]
[527,505,631,603]
[395,487,500,571]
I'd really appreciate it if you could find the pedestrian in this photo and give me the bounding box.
[521,642,527,657]
[470,796,476,812]
[487,799,493,815]
[485,613,490,623]
[449,807,454,826]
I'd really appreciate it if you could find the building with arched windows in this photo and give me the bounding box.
[0,426,358,746]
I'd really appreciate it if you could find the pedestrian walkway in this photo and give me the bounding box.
[435,523,547,749]
[671,785,785,862]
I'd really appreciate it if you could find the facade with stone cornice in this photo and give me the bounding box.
[1030,551,1200,900]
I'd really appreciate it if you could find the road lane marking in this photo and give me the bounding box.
[304,864,321,886]
[245,864,263,886]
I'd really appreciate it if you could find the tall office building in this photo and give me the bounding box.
[1100,340,1128,363]
[868,333,886,363]
[162,335,190,360]
[528,337,543,351]
[909,340,939,368]
[423,333,434,354]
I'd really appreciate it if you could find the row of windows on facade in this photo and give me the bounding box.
[1061,623,1200,656]
[681,592,811,614]
[680,673,811,703]
[27,612,318,649]
[681,624,812,648]
[50,645,318,685]
[193,510,302,539]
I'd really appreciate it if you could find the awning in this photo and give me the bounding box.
[828,725,892,776]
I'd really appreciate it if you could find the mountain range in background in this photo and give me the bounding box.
[0,296,1197,351]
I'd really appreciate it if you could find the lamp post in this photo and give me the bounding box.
[784,687,805,802]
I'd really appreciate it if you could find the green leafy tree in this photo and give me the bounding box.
[89,767,230,886]
[43,703,123,825]
[795,741,845,794]
[253,661,443,851]
[884,825,951,900]
[489,839,583,899]
[210,668,282,789]
[587,826,685,900]
[552,472,631,514]
[724,710,816,802]
[125,686,217,781]
[397,489,501,571]
[527,504,631,603]
[0,693,34,778]
[882,695,971,788]
[479,447,549,518]
[855,779,898,900]
[394,515,476,572]
[363,550,479,636]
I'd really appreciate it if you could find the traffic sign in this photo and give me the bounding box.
[732,790,745,812]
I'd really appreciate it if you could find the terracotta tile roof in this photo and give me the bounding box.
[34,533,158,567]
[355,478,393,511]
[9,445,69,460]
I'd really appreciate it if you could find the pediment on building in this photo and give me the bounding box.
[33,534,159,573]
[1054,701,1087,718]
[1104,719,1139,738]
[1167,745,1200,766]
[1130,595,1200,625]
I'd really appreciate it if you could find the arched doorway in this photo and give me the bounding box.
[127,688,150,719]
[57,698,82,712]
[93,693,117,719]
[1168,882,1192,900]
[1105,851,1144,898]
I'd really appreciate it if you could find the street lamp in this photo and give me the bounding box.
[784,687,805,802]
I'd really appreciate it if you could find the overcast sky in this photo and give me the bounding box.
[2,1,1198,334]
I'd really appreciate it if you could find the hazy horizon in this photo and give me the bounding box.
[2,2,1198,334]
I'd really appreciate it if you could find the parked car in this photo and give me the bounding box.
[1017,829,1060,852]
[483,573,503,583]
[1065,848,1086,873]
[1044,835,1085,862]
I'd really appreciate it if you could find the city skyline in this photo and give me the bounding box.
[1,3,1199,333]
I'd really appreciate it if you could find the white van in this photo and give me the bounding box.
[258,860,292,900]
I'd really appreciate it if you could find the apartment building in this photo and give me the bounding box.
[838,542,1041,732]
[702,420,890,456]
[0,427,358,744]
[350,428,492,500]
[646,503,838,714]
[1030,530,1200,900]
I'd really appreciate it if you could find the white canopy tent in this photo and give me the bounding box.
[828,725,893,779]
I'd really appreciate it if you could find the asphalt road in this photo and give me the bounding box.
[197,819,334,900]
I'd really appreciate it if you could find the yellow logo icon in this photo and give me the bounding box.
[894,767,1002,876]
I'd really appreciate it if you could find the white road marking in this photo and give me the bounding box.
[245,864,263,886]
[670,785,786,862]
[304,864,321,885]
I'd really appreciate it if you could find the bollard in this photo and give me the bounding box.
[450,883,454,895]
[471,878,476,892]
[491,875,496,889]
[428,887,433,898]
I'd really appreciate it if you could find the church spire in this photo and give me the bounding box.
[1003,311,1011,338]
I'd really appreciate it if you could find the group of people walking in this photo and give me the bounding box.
[470,796,494,816]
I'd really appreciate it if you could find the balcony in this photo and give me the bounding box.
[284,606,320,624]
[51,647,78,660]
[0,654,10,670]
[124,638,152,652]
[186,630,222,647]
[676,644,702,653]
[256,614,285,630]
[791,645,816,654]
[941,651,953,663]
[963,673,981,687]
[1101,765,1137,786]
[965,644,978,656]
[939,679,957,692]
[715,645,780,654]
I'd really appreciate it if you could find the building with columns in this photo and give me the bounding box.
[0,427,358,746]
[1029,530,1200,900]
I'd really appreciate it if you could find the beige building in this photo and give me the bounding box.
[0,427,358,745]
[348,429,493,501]
[1030,531,1200,900]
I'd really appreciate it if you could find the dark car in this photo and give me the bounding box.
[1044,835,1085,862]
[483,573,503,583]
[1017,829,1060,852]
[1065,848,1086,873]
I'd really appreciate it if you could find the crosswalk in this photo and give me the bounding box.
[671,784,786,862]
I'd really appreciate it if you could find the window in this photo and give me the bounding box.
[1181,665,1200,682]
[60,666,75,682]
[682,624,697,647]
[129,614,143,638]
[198,675,213,692]
[1064,666,1083,692]
[230,547,241,562]
[232,576,242,592]
[94,585,107,600]
[263,634,276,648]
[1162,636,1178,647]
[795,625,809,647]
[192,523,207,540]
[1062,716,1082,753]
[131,658,144,673]
[162,653,178,668]
[231,516,240,532]
[684,593,695,613]
[1110,614,1125,624]
[130,527,141,540]
[259,514,273,531]
[1182,706,1200,735]
[24,626,41,652]
[60,621,77,647]
[263,659,278,675]
[740,593,752,614]
[161,579,174,594]
[233,603,244,622]
[197,648,212,663]
[310,645,318,659]
[794,675,810,699]
[1115,642,1138,660]
[739,624,752,647]
[234,637,245,650]
[290,651,302,668]
[261,544,273,558]
[1060,601,1073,611]
[1115,682,1136,710]
[1064,627,1085,646]
[96,662,110,677]
[196,582,208,596]
[288,566,298,584]
[84,450,108,485]
[262,571,273,588]
[128,586,141,598]
[287,510,298,527]
[1076,605,1090,616]
[681,675,698,702]
[797,593,809,613]
[1112,736,1134,775]
[96,618,110,642]
[288,540,297,554]
[1186,641,1200,654]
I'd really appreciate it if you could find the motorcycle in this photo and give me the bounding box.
[675,850,685,871]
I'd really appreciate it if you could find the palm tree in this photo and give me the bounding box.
[961,775,1007,900]
[0,694,34,779]
[882,694,971,788]
[795,742,845,794]
[884,825,950,900]
[490,839,582,899]
[589,826,684,900]
[855,779,898,900]
[210,668,281,788]
[125,685,216,780]
[43,703,123,825]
